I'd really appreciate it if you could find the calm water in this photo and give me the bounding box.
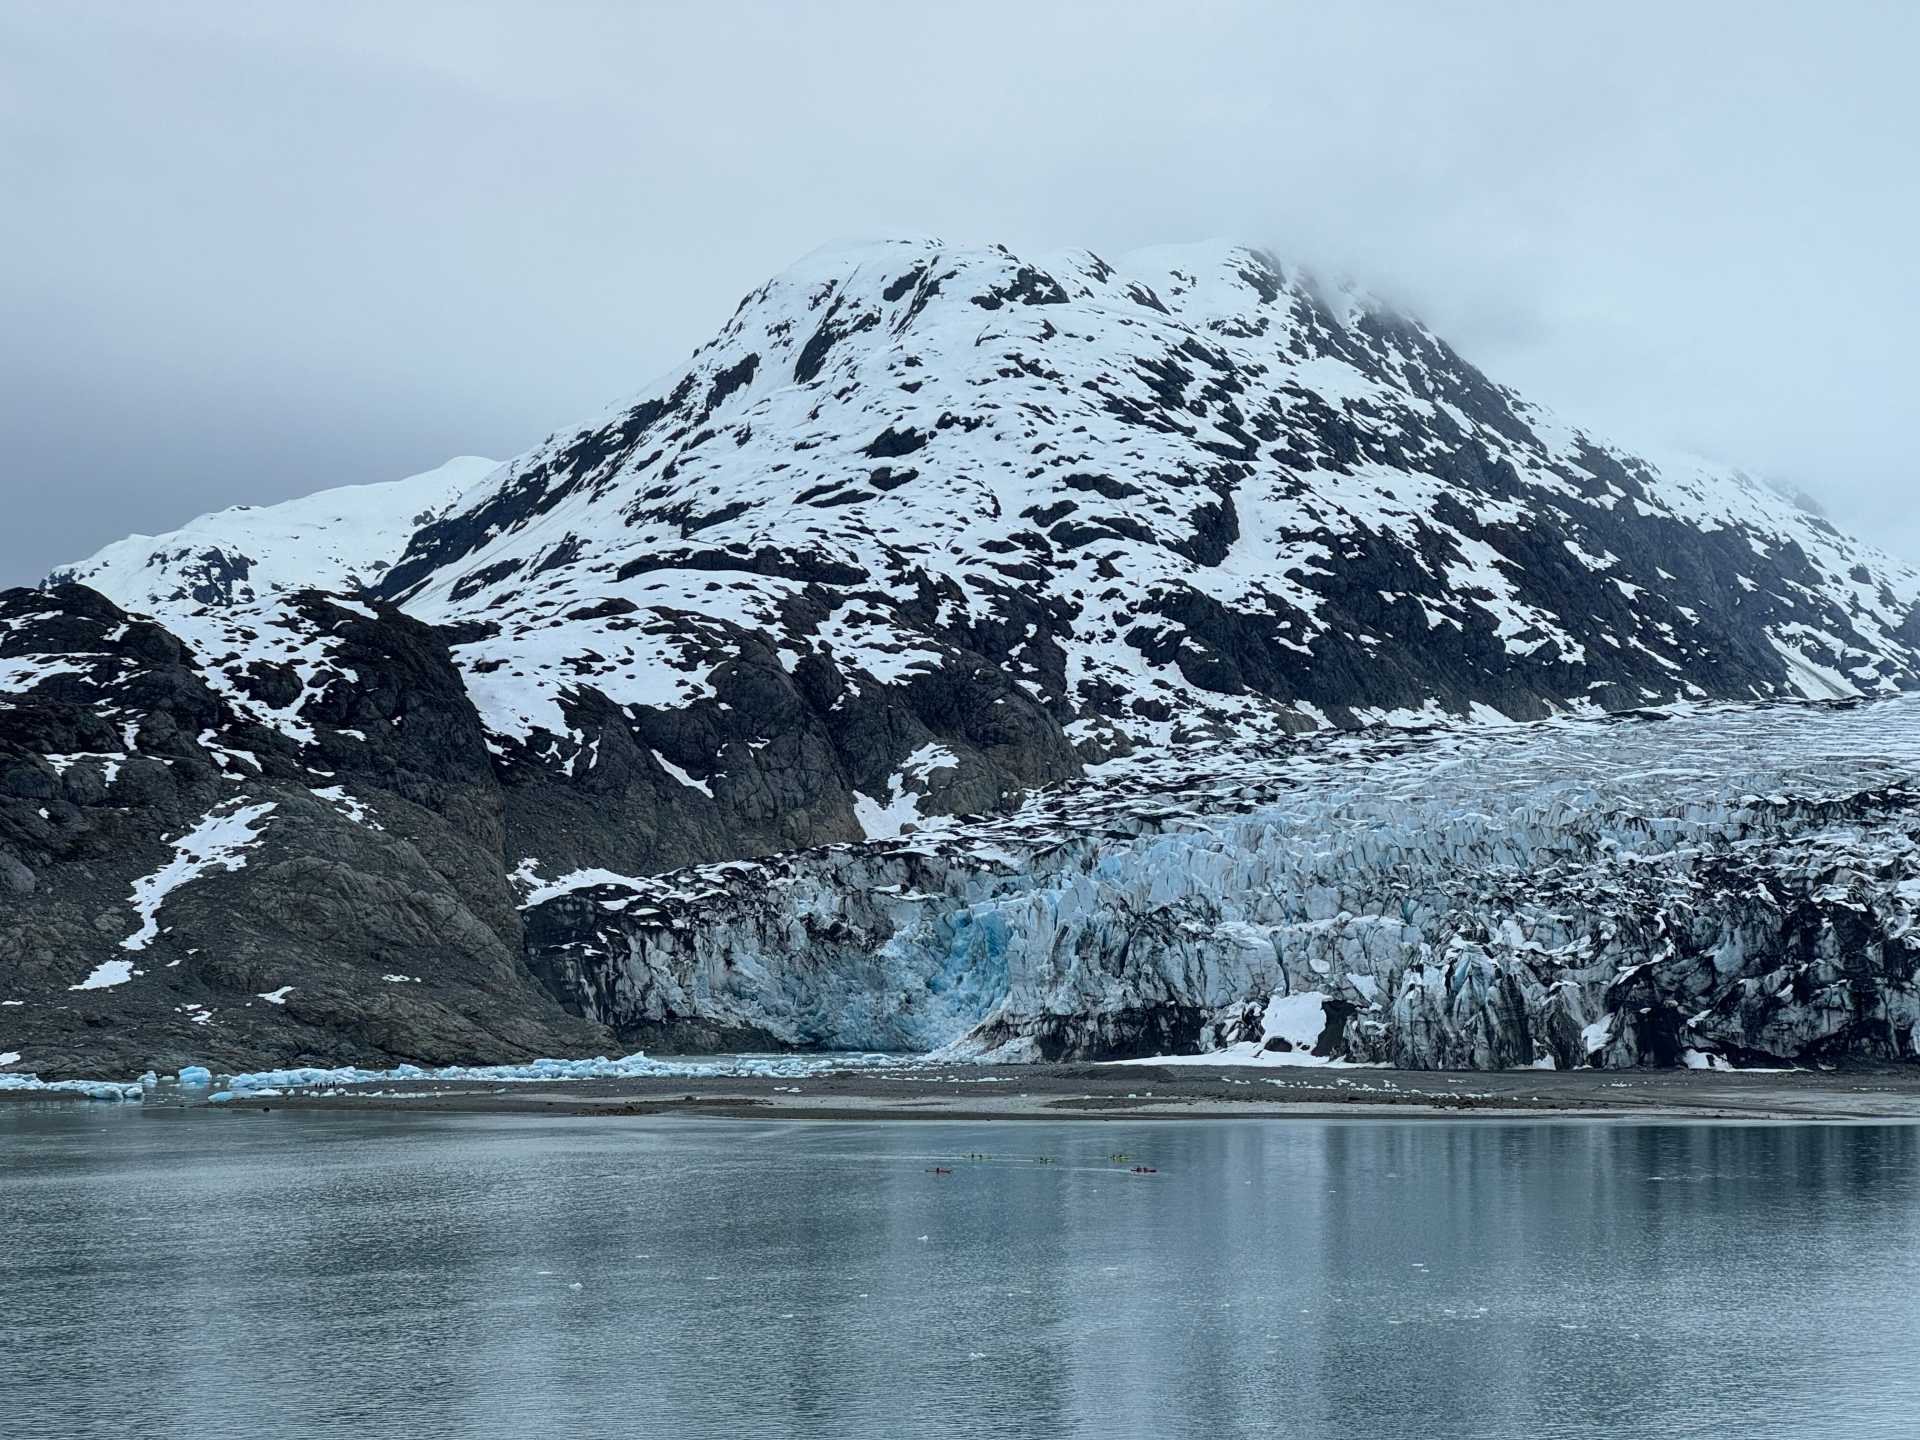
[4,1109,1919,1440]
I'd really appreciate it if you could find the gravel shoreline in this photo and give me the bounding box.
[122,1062,1920,1123]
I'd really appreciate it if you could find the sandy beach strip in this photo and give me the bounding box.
[152,1062,1920,1124]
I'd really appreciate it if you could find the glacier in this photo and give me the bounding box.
[527,696,1920,1069]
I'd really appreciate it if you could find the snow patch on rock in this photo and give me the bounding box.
[119,801,277,953]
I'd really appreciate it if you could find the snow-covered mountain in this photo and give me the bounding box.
[365,239,1920,762]
[49,455,498,610]
[6,237,1920,1078]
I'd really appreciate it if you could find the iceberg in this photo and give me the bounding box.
[0,1073,143,1102]
[215,1050,908,1094]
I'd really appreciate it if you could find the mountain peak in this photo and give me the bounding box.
[48,455,499,611]
[49,237,1920,767]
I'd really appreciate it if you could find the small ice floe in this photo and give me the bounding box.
[177,1065,213,1086]
[0,1072,142,1101]
[204,1049,908,1096]
[209,1087,283,1104]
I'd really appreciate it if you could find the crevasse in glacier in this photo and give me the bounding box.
[523,697,1920,1069]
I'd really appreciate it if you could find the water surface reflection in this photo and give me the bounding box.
[5,1111,1917,1439]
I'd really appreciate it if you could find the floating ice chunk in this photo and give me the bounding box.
[0,1072,142,1101]
[14,1051,920,1105]
[210,1086,284,1102]
[216,1050,908,1094]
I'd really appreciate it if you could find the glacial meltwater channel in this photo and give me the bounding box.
[5,1109,1919,1439]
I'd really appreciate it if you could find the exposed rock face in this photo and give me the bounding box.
[0,585,603,1078]
[520,699,1920,1070]
[7,237,1920,1076]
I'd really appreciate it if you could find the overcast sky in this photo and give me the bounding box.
[2,1,1915,586]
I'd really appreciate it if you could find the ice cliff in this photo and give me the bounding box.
[525,697,1920,1069]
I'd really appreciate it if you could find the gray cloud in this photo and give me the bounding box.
[3,0,1914,585]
